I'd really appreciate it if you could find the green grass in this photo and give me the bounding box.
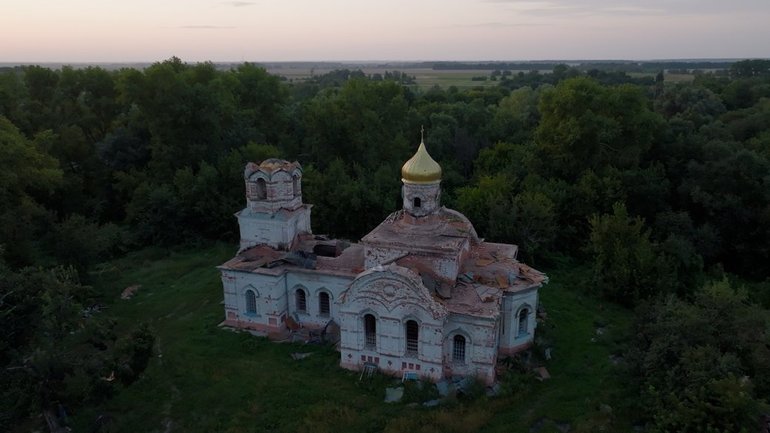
[411,70,500,89]
[71,244,636,433]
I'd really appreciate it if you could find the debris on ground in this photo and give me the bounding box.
[384,387,404,403]
[436,379,452,397]
[359,362,377,382]
[290,352,313,360]
[285,315,301,331]
[486,382,501,397]
[533,366,551,381]
[120,285,141,300]
[321,319,340,344]
[435,376,478,397]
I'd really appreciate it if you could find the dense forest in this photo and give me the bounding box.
[2,57,770,432]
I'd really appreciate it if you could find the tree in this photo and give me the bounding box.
[536,77,663,180]
[0,116,62,266]
[730,59,770,78]
[455,174,514,238]
[587,203,672,304]
[488,86,541,144]
[628,280,770,432]
[490,190,556,263]
[678,143,770,275]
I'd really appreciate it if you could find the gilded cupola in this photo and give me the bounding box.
[401,140,442,184]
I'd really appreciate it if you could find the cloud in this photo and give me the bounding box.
[222,1,255,7]
[179,25,236,29]
[449,22,548,28]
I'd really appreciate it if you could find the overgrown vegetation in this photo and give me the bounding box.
[2,58,770,431]
[76,246,631,432]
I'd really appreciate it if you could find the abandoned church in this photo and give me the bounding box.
[218,138,547,384]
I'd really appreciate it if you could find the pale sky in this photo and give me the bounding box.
[2,0,770,62]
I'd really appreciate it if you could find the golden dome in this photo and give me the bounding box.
[401,140,442,184]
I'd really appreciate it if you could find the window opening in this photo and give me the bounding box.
[319,292,330,316]
[405,320,419,356]
[256,178,267,200]
[245,290,257,315]
[518,308,529,336]
[364,314,376,349]
[296,289,307,313]
[453,335,466,363]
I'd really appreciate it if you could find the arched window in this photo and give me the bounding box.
[364,314,376,349]
[292,175,300,197]
[245,290,257,315]
[518,308,529,336]
[413,197,421,208]
[295,289,307,313]
[255,178,267,200]
[319,292,330,317]
[452,335,466,363]
[405,320,419,356]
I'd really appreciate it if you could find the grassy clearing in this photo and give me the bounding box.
[411,70,499,89]
[71,244,635,433]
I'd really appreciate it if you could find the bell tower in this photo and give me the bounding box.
[237,159,312,251]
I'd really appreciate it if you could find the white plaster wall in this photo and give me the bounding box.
[339,308,445,381]
[338,268,447,381]
[296,207,311,235]
[238,207,311,250]
[423,253,462,282]
[245,168,303,213]
[284,272,353,328]
[363,246,408,269]
[221,270,239,321]
[248,195,303,213]
[225,270,287,329]
[363,246,466,282]
[444,314,498,384]
[402,182,440,217]
[499,288,539,352]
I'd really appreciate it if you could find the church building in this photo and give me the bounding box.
[218,138,547,384]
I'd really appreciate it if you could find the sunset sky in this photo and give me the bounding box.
[2,0,770,62]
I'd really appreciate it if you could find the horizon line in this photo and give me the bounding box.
[1,57,764,67]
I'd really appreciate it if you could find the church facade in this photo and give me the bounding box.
[218,140,547,384]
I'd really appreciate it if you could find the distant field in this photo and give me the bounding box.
[663,72,696,82]
[66,244,636,433]
[265,66,502,89]
[627,71,696,83]
[269,65,701,88]
[410,69,501,88]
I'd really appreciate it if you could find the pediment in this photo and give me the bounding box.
[342,265,447,319]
